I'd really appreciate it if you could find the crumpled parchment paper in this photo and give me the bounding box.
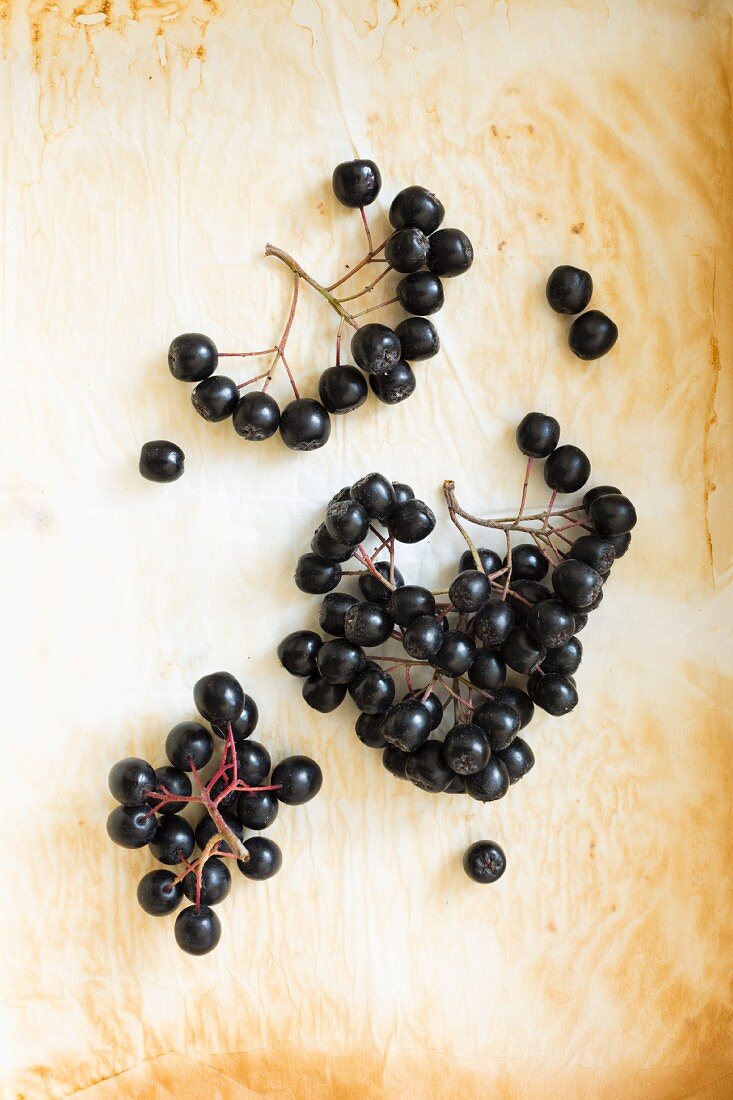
[2,1,732,1097]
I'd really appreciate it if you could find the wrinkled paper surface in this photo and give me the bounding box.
[2,1,732,1097]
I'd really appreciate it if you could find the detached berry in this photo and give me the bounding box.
[569,310,618,360]
[139,440,184,483]
[545,266,593,314]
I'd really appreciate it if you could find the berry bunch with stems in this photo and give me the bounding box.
[107,671,322,955]
[165,159,473,455]
[278,413,637,883]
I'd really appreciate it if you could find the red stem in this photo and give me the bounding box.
[352,296,399,319]
[516,456,533,521]
[359,206,373,252]
[237,370,270,390]
[220,348,275,358]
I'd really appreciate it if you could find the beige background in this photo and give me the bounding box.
[2,1,732,1097]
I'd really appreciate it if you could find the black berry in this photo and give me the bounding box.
[278,630,322,676]
[396,272,444,316]
[191,375,238,422]
[149,815,195,865]
[387,498,436,543]
[370,361,416,404]
[237,837,283,880]
[165,722,214,772]
[279,398,331,451]
[385,227,430,273]
[351,324,401,375]
[302,675,347,712]
[295,553,341,594]
[588,493,637,536]
[427,228,473,277]
[405,740,454,792]
[394,317,440,360]
[139,440,184,483]
[137,869,183,916]
[168,333,217,382]
[463,840,506,883]
[545,266,593,314]
[174,905,221,955]
[569,310,618,360]
[233,392,281,440]
[193,671,244,724]
[544,445,591,493]
[443,723,490,775]
[271,755,323,805]
[318,365,368,415]
[332,159,381,208]
[464,759,510,802]
[319,593,358,637]
[108,758,156,807]
[515,412,560,458]
[389,186,445,234]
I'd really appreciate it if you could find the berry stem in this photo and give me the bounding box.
[370,655,429,668]
[264,244,359,328]
[359,206,373,252]
[237,370,271,390]
[354,545,395,590]
[443,677,474,714]
[516,457,533,521]
[352,296,399,319]
[530,529,560,566]
[325,235,391,292]
[220,349,276,358]
[335,316,345,367]
[337,263,393,303]
[501,529,512,599]
[279,348,300,400]
[443,480,486,572]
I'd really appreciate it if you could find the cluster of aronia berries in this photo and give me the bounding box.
[106,671,322,954]
[277,419,636,883]
[144,159,472,476]
[546,265,618,361]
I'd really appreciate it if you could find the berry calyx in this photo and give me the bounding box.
[463,840,506,883]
